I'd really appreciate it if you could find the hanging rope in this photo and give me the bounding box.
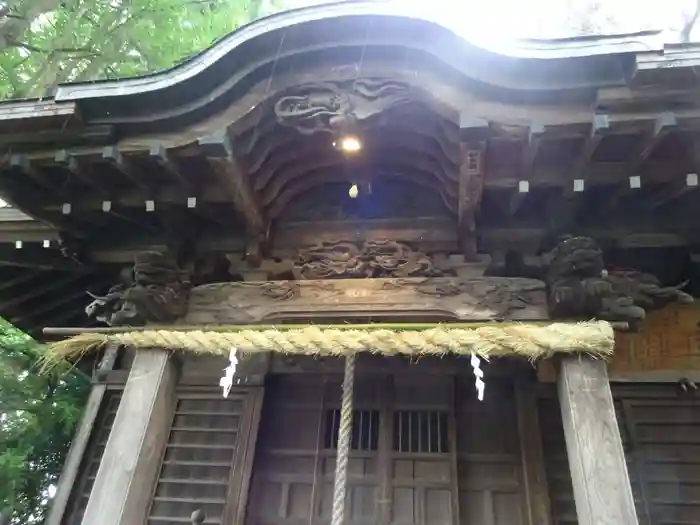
[42,321,615,371]
[331,354,356,525]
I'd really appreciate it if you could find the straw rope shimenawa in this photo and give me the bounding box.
[42,321,616,370]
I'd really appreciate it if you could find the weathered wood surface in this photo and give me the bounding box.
[538,303,700,381]
[46,344,119,525]
[558,356,639,525]
[611,303,700,376]
[515,378,552,525]
[183,277,547,324]
[82,349,177,525]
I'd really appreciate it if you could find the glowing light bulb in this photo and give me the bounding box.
[339,135,362,153]
[349,184,359,198]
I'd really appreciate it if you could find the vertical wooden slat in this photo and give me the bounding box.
[558,356,639,525]
[228,387,265,525]
[47,343,119,525]
[447,376,461,525]
[378,375,394,525]
[82,349,177,525]
[516,378,553,525]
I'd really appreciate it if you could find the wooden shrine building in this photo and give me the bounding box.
[0,2,699,524]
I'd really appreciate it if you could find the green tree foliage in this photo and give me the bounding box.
[0,320,90,524]
[0,0,285,99]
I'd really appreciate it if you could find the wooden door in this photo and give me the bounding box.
[244,371,529,525]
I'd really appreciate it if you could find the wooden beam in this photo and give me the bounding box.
[54,150,109,197]
[458,142,485,260]
[102,146,152,193]
[198,129,267,236]
[558,356,639,525]
[509,123,546,216]
[507,180,530,217]
[647,172,699,208]
[515,377,553,525]
[0,272,85,310]
[82,349,177,525]
[10,283,106,325]
[627,112,677,176]
[0,246,84,271]
[46,343,119,525]
[523,122,546,174]
[184,277,548,324]
[9,154,68,197]
[0,270,41,292]
[458,114,490,142]
[566,114,610,197]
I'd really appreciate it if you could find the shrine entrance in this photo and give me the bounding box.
[245,360,532,525]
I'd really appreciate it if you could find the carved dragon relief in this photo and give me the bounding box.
[86,251,191,326]
[293,240,446,279]
[544,236,693,328]
[274,78,414,135]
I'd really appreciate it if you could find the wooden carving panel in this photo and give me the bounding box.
[538,304,700,381]
[610,304,700,376]
[184,277,547,324]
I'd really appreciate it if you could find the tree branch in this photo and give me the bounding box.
[681,0,700,42]
[5,39,94,54]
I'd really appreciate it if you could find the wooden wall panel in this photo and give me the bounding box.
[540,384,700,525]
[60,391,121,525]
[146,387,262,525]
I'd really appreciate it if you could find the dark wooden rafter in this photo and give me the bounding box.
[250,131,458,193]
[647,172,699,208]
[10,154,68,197]
[642,132,700,208]
[0,271,87,311]
[102,146,152,194]
[627,112,678,176]
[10,280,108,325]
[198,129,267,237]
[566,114,610,197]
[148,144,192,191]
[267,169,457,219]
[599,113,679,214]
[509,122,546,216]
[0,245,85,271]
[54,150,110,197]
[0,270,42,293]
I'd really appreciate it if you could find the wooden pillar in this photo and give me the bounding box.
[558,356,638,525]
[81,349,177,525]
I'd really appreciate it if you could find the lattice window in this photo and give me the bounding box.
[393,410,448,453]
[323,409,379,451]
